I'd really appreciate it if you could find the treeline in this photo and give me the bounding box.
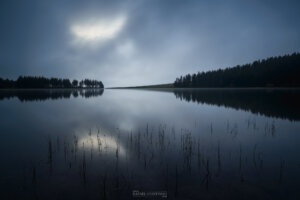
[0,76,104,89]
[174,53,300,87]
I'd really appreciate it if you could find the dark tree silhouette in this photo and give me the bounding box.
[0,78,15,88]
[62,79,72,88]
[0,76,104,89]
[72,80,78,88]
[174,53,300,88]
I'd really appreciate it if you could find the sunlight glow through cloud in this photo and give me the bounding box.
[71,16,126,42]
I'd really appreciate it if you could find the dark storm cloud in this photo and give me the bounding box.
[0,0,299,86]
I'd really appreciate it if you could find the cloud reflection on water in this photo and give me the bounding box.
[78,132,126,157]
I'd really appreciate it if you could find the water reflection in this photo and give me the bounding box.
[0,89,104,101]
[173,88,300,121]
[0,89,299,199]
[78,131,126,157]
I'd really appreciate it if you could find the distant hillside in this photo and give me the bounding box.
[109,83,173,89]
[174,53,300,88]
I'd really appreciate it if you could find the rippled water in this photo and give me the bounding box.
[0,89,299,199]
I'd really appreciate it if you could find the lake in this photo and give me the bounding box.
[0,88,300,200]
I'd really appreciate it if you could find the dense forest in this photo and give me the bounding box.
[0,76,104,89]
[174,53,300,87]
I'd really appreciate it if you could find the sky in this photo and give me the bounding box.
[0,0,299,87]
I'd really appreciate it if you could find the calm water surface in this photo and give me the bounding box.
[0,89,299,200]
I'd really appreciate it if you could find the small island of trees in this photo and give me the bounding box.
[0,76,104,89]
[174,53,300,88]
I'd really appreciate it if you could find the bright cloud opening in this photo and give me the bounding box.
[71,16,126,42]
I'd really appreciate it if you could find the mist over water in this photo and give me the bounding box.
[0,89,299,199]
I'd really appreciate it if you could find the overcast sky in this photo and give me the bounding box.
[0,0,299,87]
